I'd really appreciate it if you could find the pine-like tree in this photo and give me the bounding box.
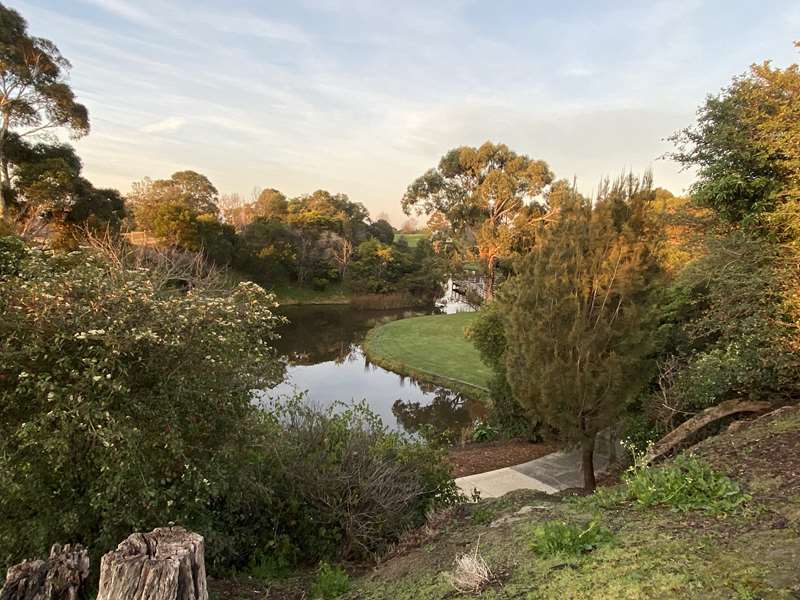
[501,173,661,491]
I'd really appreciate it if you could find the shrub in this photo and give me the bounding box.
[468,303,540,440]
[622,456,750,514]
[0,238,285,569]
[529,520,613,558]
[647,233,799,429]
[471,419,498,442]
[253,399,462,563]
[310,562,350,599]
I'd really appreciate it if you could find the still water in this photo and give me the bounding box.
[258,303,485,437]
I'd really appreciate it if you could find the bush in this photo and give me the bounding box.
[0,238,285,569]
[468,304,540,440]
[529,520,613,558]
[647,233,799,429]
[310,562,350,599]
[252,399,462,563]
[622,456,750,514]
[471,419,498,443]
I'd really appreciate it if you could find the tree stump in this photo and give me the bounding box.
[97,527,207,600]
[0,544,89,600]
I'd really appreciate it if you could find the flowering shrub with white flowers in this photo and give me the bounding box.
[0,236,285,568]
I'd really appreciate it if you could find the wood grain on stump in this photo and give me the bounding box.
[97,527,207,600]
[0,544,89,600]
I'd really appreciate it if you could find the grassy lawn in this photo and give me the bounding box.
[396,232,429,248]
[364,311,492,395]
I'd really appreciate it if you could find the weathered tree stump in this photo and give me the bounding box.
[0,544,89,600]
[97,527,207,600]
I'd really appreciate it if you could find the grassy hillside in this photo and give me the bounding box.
[211,406,800,599]
[352,407,800,599]
[363,312,492,397]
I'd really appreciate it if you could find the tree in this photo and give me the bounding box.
[368,218,394,244]
[500,174,660,491]
[0,5,89,219]
[670,44,800,240]
[129,170,220,248]
[254,188,288,220]
[5,136,124,241]
[402,142,553,298]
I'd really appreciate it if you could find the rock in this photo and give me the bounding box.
[489,505,550,528]
[97,526,207,600]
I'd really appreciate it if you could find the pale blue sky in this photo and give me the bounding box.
[15,0,800,223]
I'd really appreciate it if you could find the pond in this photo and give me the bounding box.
[257,301,485,438]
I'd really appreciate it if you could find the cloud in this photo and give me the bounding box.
[141,116,188,134]
[81,0,155,27]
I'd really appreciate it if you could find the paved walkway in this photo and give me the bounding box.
[456,433,619,498]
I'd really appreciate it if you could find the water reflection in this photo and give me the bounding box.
[259,304,485,437]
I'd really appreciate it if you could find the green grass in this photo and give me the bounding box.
[363,312,492,397]
[396,232,429,248]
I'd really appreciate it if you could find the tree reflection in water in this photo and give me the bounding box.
[392,380,486,440]
[268,304,485,436]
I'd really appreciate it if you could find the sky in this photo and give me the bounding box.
[14,0,800,224]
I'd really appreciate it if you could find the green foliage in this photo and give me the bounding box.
[0,238,284,569]
[647,232,799,427]
[468,505,496,525]
[470,419,498,443]
[368,218,394,244]
[469,302,540,440]
[402,142,554,297]
[670,51,800,240]
[0,4,89,218]
[529,520,613,558]
[500,173,662,489]
[345,237,444,301]
[2,136,125,242]
[310,562,350,599]
[622,457,750,515]
[130,171,234,262]
[248,399,461,564]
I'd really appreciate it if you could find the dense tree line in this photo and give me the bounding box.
[468,46,800,490]
[128,176,445,302]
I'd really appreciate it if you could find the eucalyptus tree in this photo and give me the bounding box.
[402,142,553,298]
[0,4,89,219]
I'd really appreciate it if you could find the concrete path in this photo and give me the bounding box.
[456,433,619,498]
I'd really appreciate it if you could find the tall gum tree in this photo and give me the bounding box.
[0,5,89,220]
[402,142,553,299]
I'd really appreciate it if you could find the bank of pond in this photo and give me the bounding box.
[261,304,488,440]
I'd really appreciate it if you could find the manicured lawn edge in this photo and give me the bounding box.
[363,313,491,401]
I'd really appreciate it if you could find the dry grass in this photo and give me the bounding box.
[445,536,494,594]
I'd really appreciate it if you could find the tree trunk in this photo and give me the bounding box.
[581,436,596,493]
[484,258,495,301]
[643,399,771,465]
[0,544,89,600]
[0,123,8,222]
[97,527,207,600]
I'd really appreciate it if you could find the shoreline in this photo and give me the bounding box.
[362,312,492,401]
